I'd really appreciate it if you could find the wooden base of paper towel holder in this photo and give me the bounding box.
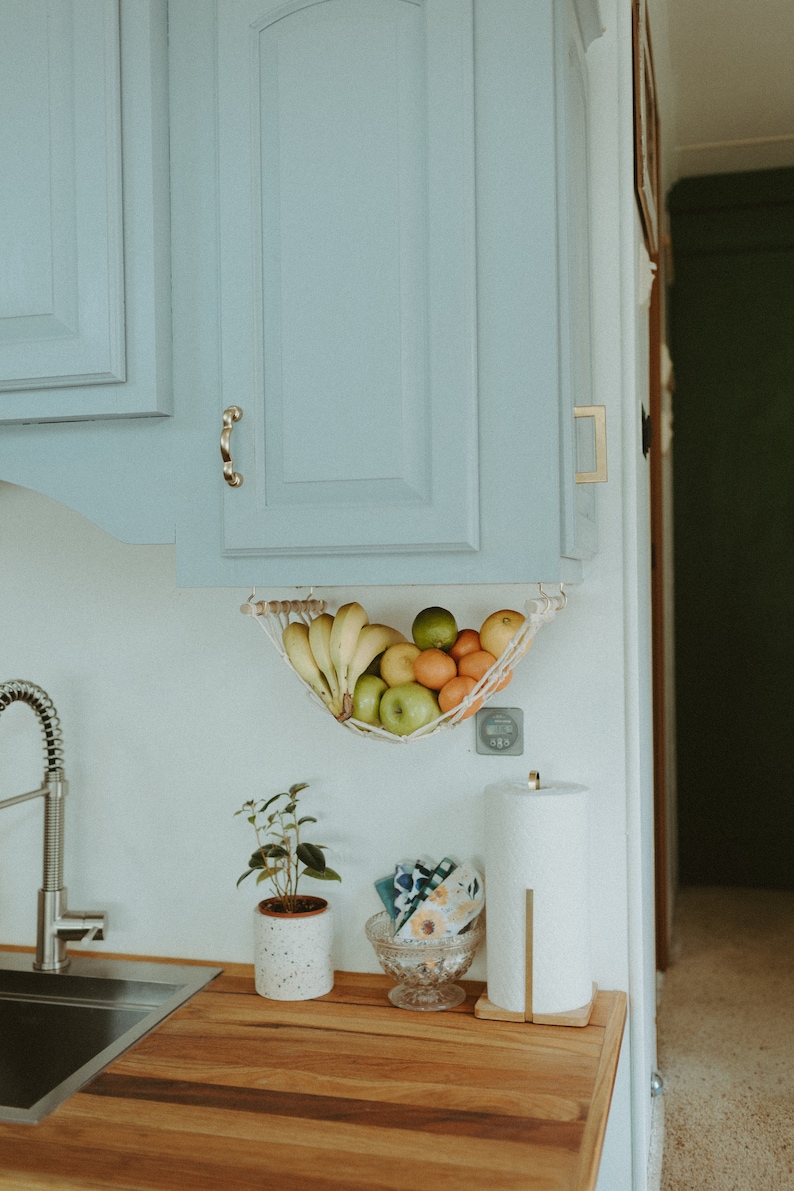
[474,983,598,1027]
[474,888,597,1026]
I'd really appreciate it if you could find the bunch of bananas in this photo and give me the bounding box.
[282,603,404,721]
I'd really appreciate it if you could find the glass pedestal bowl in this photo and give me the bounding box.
[365,911,485,1011]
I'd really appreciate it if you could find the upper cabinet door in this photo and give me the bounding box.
[216,0,479,560]
[0,1,125,393]
[171,0,602,587]
[0,0,172,422]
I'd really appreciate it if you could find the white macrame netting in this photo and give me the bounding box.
[242,588,565,743]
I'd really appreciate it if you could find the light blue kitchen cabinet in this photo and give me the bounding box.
[0,0,603,574]
[0,0,176,544]
[0,0,172,423]
[171,0,603,586]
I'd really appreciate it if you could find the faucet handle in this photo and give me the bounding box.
[55,909,107,943]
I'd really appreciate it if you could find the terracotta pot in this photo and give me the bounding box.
[253,896,334,1000]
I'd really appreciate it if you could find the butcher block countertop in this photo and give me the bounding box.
[0,955,626,1191]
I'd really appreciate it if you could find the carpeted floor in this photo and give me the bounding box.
[657,887,794,1190]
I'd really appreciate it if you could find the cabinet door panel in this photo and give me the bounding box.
[557,0,597,560]
[0,0,125,393]
[217,0,479,556]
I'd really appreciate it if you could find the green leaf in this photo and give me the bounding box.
[289,782,309,796]
[296,842,326,871]
[260,844,288,859]
[255,870,274,884]
[236,869,254,887]
[284,802,297,815]
[303,867,342,882]
[261,792,287,813]
[297,816,317,826]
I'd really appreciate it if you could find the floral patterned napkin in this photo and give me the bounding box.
[395,862,484,940]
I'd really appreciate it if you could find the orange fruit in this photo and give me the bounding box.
[413,648,458,691]
[449,628,481,662]
[438,675,481,718]
[494,670,513,692]
[457,649,497,682]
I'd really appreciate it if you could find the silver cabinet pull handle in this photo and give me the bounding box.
[220,406,243,487]
[574,405,608,483]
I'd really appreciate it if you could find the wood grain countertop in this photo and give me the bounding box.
[0,956,626,1191]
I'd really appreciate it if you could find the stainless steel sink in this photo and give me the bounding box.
[0,952,221,1123]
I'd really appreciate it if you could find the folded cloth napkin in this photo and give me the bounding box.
[392,859,432,925]
[374,874,399,920]
[396,856,457,931]
[395,861,484,940]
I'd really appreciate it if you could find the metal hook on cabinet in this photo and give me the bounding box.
[537,584,552,613]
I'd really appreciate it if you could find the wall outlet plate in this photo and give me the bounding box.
[475,707,524,755]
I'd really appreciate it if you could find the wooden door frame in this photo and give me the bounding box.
[634,0,669,968]
[649,247,669,971]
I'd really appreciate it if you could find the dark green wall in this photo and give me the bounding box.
[669,168,794,890]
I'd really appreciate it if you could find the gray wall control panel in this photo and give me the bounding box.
[475,707,524,755]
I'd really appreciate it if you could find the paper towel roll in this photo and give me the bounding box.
[485,779,591,1016]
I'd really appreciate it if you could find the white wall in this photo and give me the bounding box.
[0,479,632,979]
[665,0,794,177]
[0,471,639,1186]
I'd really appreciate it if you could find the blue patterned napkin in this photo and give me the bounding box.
[392,859,433,926]
[395,857,457,931]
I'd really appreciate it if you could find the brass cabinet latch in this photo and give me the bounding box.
[574,405,608,483]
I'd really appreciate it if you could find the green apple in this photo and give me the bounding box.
[379,682,440,736]
[412,606,458,652]
[352,674,388,725]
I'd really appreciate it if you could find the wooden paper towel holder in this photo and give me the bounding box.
[471,895,595,1024]
[474,887,597,1026]
[476,769,597,1026]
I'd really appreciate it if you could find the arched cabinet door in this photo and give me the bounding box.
[171,0,603,586]
[216,0,478,565]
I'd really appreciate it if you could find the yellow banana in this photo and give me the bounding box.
[309,613,342,708]
[282,621,336,712]
[330,602,369,720]
[345,624,406,695]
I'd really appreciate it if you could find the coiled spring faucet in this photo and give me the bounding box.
[0,680,107,971]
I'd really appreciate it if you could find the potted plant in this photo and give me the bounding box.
[236,781,341,1000]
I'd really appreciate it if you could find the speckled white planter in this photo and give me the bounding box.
[253,897,334,1000]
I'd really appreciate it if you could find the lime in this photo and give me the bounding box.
[411,606,458,652]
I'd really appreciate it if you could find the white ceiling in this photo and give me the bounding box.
[663,0,794,177]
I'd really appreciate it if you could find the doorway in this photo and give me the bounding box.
[668,167,794,891]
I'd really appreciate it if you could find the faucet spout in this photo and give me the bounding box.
[0,681,108,971]
[0,680,65,773]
